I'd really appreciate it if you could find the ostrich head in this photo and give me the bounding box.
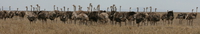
[114,6,117,11]
[87,7,90,11]
[155,8,157,12]
[36,4,39,7]
[1,6,3,10]
[146,7,148,12]
[60,8,62,11]
[137,7,139,12]
[196,7,198,13]
[110,6,113,11]
[107,7,109,11]
[143,8,145,12]
[73,5,76,11]
[78,5,81,11]
[17,8,19,11]
[89,3,93,7]
[26,6,28,11]
[9,6,11,11]
[97,4,100,11]
[192,9,194,13]
[67,8,69,11]
[129,7,131,12]
[57,7,59,11]
[149,6,152,12]
[120,6,121,12]
[63,6,65,11]
[54,5,56,10]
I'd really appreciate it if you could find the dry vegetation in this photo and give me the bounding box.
[0,12,200,34]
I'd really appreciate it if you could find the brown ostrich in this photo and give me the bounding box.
[146,6,160,25]
[186,7,198,26]
[161,10,174,25]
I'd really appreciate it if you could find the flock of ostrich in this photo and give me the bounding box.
[0,3,198,27]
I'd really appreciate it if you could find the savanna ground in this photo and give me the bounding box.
[0,12,200,34]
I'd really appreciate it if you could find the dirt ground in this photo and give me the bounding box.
[0,12,200,34]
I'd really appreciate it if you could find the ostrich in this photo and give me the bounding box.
[186,7,198,26]
[129,7,131,12]
[137,7,139,12]
[30,5,33,11]
[146,6,160,25]
[89,3,93,12]
[73,5,76,11]
[54,5,56,11]
[63,6,65,11]
[9,6,11,11]
[26,6,28,11]
[120,6,121,12]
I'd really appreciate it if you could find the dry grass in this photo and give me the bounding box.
[0,12,200,34]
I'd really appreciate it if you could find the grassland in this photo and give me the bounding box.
[0,12,200,34]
